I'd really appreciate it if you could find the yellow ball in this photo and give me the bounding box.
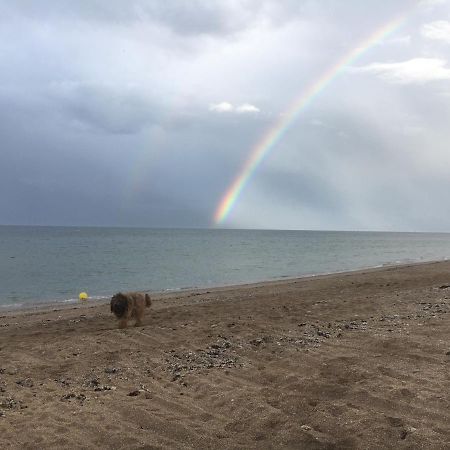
[79,292,88,301]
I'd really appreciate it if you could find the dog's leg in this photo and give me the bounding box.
[135,310,143,327]
[118,318,128,329]
[134,301,145,327]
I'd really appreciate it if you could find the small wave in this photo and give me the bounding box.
[60,295,107,303]
[381,257,441,267]
[60,297,79,303]
[0,302,23,310]
[0,294,110,312]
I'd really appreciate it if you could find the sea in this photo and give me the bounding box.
[1,225,450,309]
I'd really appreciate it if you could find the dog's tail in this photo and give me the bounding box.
[145,293,151,308]
[110,293,128,318]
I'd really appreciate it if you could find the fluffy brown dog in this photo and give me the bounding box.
[110,292,151,328]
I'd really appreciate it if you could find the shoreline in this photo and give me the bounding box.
[2,257,449,316]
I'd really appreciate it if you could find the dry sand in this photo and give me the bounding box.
[1,261,449,449]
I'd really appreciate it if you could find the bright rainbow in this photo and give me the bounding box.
[214,15,407,225]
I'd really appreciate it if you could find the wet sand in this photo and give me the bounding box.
[1,261,449,449]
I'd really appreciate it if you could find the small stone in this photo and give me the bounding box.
[300,425,312,431]
[317,330,330,338]
[128,390,140,396]
[16,378,34,388]
[94,385,115,392]
[87,378,99,388]
[61,393,86,402]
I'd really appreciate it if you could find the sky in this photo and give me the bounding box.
[1,0,450,231]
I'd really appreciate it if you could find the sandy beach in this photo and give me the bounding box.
[1,261,449,449]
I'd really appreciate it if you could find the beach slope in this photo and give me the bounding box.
[1,262,449,449]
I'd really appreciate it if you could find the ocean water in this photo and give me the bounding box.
[1,226,450,308]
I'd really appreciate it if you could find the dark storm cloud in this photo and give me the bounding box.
[0,80,265,227]
[49,82,160,134]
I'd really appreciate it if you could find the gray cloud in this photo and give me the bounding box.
[1,0,450,230]
[49,82,159,134]
[0,0,310,36]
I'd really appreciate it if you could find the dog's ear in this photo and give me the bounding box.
[111,292,122,303]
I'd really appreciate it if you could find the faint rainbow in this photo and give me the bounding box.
[214,15,407,225]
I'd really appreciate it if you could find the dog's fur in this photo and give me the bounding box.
[110,291,151,328]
